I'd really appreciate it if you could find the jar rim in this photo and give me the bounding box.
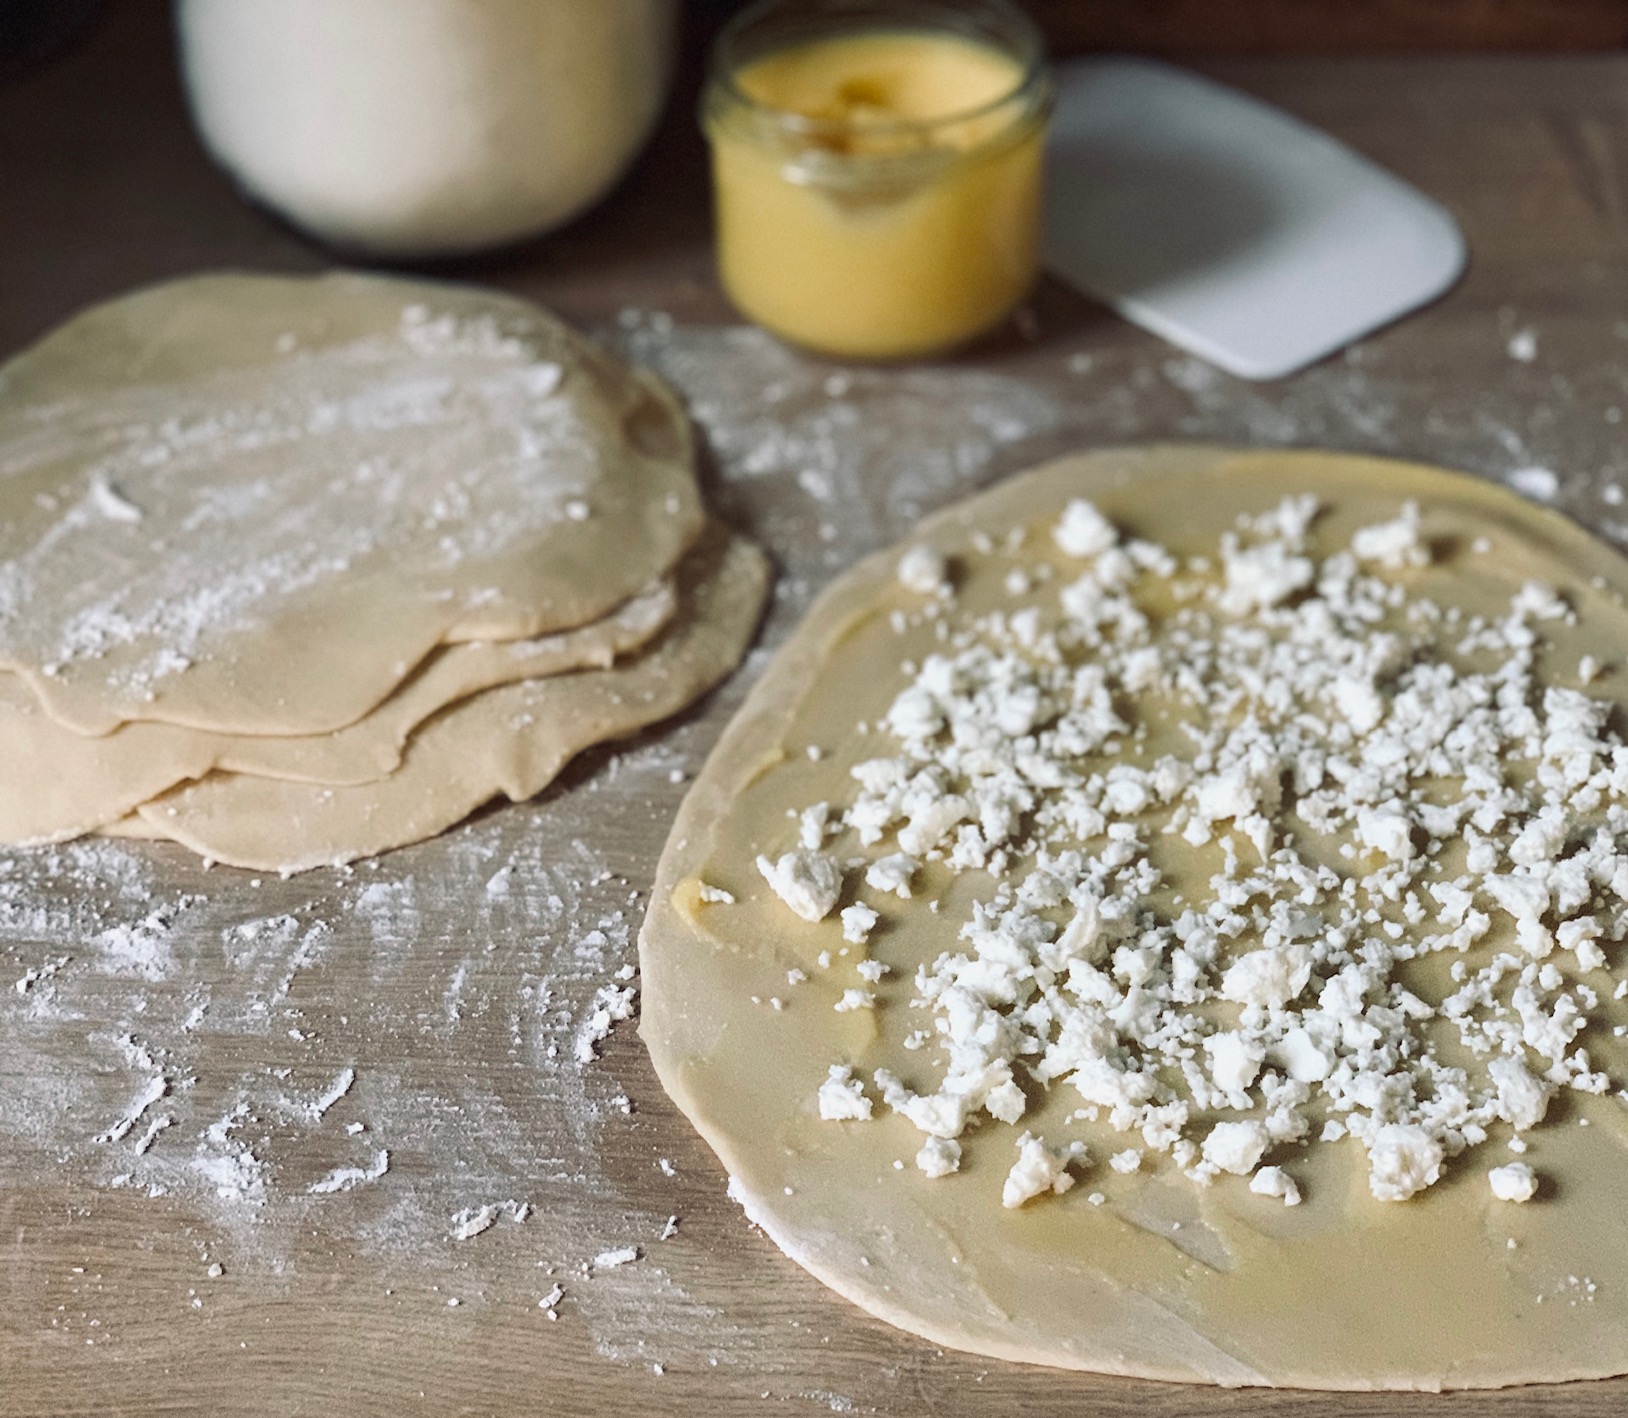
[706,0,1049,144]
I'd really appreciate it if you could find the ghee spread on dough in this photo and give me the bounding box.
[640,446,1628,1389]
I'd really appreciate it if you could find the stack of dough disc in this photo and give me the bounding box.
[0,272,768,872]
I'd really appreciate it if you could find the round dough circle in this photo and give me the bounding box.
[640,446,1628,1389]
[0,576,678,845]
[0,271,704,736]
[134,524,768,874]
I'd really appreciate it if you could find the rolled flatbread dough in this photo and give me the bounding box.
[134,525,769,873]
[0,271,703,736]
[96,815,166,841]
[0,578,676,844]
[640,446,1628,1389]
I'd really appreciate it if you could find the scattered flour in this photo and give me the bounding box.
[1509,466,1560,502]
[6,304,1628,1394]
[310,1150,391,1195]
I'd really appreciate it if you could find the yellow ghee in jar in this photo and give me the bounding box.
[707,25,1048,360]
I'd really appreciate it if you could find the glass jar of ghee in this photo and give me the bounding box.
[703,0,1051,361]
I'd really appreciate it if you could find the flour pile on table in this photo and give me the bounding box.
[0,272,766,871]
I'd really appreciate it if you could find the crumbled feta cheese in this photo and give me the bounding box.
[916,1136,961,1178]
[1487,1056,1554,1132]
[1365,1124,1444,1202]
[840,903,879,945]
[1109,1149,1142,1174]
[1355,806,1415,863]
[797,802,832,850]
[792,492,1628,1210]
[1350,502,1429,570]
[1205,1031,1265,1095]
[1249,1165,1302,1206]
[697,882,735,905]
[1053,500,1118,558]
[1220,945,1311,1012]
[817,1065,872,1121]
[1217,538,1314,615]
[898,545,949,595]
[833,988,875,1012]
[1002,1132,1083,1208]
[1488,1160,1538,1203]
[864,853,917,899]
[1201,1121,1270,1176]
[756,850,842,922]
[1512,579,1568,621]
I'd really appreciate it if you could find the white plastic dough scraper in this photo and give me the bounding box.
[1043,58,1467,380]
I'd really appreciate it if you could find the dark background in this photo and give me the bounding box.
[7,0,1628,85]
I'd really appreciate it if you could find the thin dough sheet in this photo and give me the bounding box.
[135,526,769,873]
[641,446,1628,1389]
[0,271,703,736]
[0,579,676,845]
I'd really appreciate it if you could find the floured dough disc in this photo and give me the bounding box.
[0,271,703,736]
[96,816,166,841]
[133,525,769,873]
[641,446,1628,1389]
[0,578,676,844]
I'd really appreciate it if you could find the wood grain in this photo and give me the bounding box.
[6,5,1628,1416]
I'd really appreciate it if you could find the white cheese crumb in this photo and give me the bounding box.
[1365,1124,1444,1202]
[1201,1121,1270,1176]
[1249,1165,1302,1206]
[840,902,879,945]
[1488,1161,1538,1203]
[817,1065,873,1121]
[697,882,735,905]
[1350,502,1429,570]
[1220,944,1311,1011]
[898,545,949,595]
[1053,499,1118,558]
[1511,578,1567,619]
[755,850,842,922]
[1205,1031,1264,1095]
[1001,1132,1084,1208]
[915,1136,961,1178]
[864,853,917,898]
[1216,538,1314,615]
[797,802,832,850]
[833,988,876,1012]
[1109,1149,1142,1174]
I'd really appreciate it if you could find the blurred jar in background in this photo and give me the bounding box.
[704,0,1050,361]
[176,0,678,259]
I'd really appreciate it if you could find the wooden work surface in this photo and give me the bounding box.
[7,6,1628,1415]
